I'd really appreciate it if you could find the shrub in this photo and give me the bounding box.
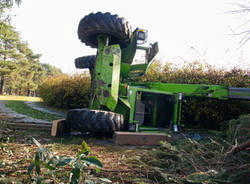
[38,74,90,109]
[143,60,249,87]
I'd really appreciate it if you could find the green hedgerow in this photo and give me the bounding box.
[38,74,90,109]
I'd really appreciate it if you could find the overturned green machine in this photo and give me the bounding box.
[66,12,250,134]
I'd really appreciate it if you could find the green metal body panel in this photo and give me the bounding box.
[90,35,121,111]
[120,31,137,64]
[129,83,229,99]
[123,82,230,131]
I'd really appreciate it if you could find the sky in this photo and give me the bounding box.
[12,0,250,74]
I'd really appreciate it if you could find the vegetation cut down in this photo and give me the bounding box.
[0,114,249,183]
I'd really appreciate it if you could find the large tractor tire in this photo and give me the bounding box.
[75,55,96,70]
[78,12,132,48]
[66,109,124,134]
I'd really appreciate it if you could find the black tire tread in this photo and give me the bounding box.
[75,55,96,69]
[66,109,124,134]
[78,12,132,48]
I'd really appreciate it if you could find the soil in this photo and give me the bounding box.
[0,126,153,184]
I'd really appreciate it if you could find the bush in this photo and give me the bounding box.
[38,74,90,109]
[143,60,249,87]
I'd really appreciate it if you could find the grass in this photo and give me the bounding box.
[0,95,41,102]
[4,101,62,121]
[0,95,63,121]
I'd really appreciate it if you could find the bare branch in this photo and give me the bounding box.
[226,0,250,46]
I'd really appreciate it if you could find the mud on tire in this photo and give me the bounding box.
[78,12,132,48]
[66,109,124,134]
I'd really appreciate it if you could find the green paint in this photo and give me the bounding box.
[152,100,157,127]
[90,35,121,111]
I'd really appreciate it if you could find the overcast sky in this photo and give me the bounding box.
[12,0,250,73]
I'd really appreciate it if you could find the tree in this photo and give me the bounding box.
[0,0,22,22]
[0,22,47,96]
[0,0,63,96]
[0,23,20,94]
[5,41,46,96]
[41,63,62,77]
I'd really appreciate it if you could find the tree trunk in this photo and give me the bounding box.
[0,75,5,95]
[9,88,13,95]
[27,89,31,96]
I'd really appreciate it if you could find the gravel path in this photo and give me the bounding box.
[0,100,52,124]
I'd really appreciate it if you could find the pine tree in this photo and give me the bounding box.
[0,23,19,94]
[0,0,22,22]
[41,63,62,77]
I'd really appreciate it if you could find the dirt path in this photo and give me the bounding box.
[0,100,51,125]
[24,101,66,118]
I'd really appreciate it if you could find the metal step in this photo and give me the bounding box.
[228,87,250,100]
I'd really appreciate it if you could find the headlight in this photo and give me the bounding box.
[137,29,148,42]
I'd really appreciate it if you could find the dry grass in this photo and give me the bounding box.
[0,95,41,102]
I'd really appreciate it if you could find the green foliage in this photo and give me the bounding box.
[143,60,249,87]
[41,63,62,77]
[0,22,58,96]
[38,74,91,109]
[0,0,22,22]
[142,60,250,129]
[28,138,107,184]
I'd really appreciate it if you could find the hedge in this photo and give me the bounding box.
[38,74,90,109]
